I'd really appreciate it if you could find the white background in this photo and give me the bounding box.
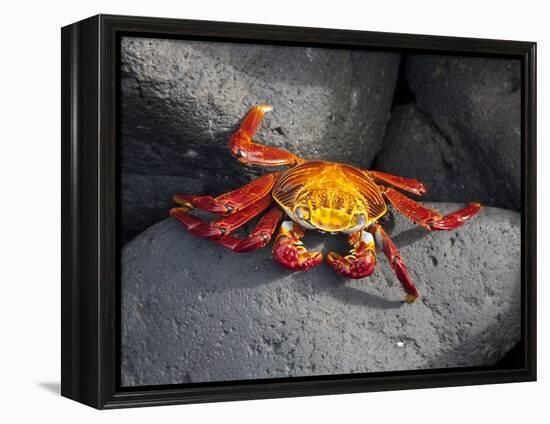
[0,0,546,422]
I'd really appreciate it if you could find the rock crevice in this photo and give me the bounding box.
[375,54,521,211]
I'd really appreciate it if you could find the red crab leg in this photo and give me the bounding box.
[228,105,305,166]
[272,221,323,271]
[367,170,426,196]
[369,223,419,303]
[174,174,279,215]
[382,187,482,231]
[326,231,377,279]
[171,204,282,253]
[216,207,283,252]
[170,194,273,240]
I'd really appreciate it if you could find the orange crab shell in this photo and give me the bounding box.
[272,160,387,233]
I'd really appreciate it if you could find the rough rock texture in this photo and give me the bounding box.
[404,55,521,210]
[375,104,493,206]
[121,203,520,387]
[120,37,400,192]
[121,173,204,245]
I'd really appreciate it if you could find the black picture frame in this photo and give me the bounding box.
[61,14,537,409]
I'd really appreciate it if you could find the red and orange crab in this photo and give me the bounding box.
[170,106,481,303]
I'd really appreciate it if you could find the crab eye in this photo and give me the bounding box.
[357,213,366,227]
[296,206,310,221]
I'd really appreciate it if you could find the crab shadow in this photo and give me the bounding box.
[294,273,405,310]
[390,226,432,249]
[234,229,406,310]
[303,224,436,309]
[166,216,432,311]
[238,256,404,310]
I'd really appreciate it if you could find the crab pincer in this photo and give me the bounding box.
[272,221,323,271]
[326,231,377,279]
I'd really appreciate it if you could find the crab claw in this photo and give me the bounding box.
[326,231,377,279]
[272,221,323,271]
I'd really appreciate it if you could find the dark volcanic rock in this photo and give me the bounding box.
[121,203,520,386]
[120,37,400,192]
[405,54,521,210]
[375,104,491,206]
[121,173,204,245]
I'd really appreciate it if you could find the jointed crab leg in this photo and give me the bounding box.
[229,105,305,166]
[370,223,419,303]
[382,187,481,231]
[170,198,281,252]
[171,194,272,237]
[367,170,426,196]
[170,173,282,251]
[326,231,377,279]
[272,221,323,271]
[216,207,283,252]
[174,174,279,215]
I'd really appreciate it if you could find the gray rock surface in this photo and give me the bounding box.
[375,104,491,206]
[405,54,521,210]
[121,203,521,386]
[121,173,204,245]
[120,37,400,191]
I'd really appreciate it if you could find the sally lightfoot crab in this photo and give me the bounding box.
[170,106,481,303]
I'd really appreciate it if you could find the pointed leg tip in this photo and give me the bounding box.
[172,195,193,209]
[257,105,273,112]
[404,294,419,304]
[169,207,183,217]
[416,183,427,196]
